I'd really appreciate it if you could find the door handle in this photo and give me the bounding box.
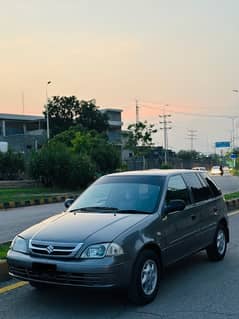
[191,214,196,220]
[213,207,218,215]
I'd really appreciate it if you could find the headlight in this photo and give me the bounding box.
[80,243,124,259]
[11,236,28,253]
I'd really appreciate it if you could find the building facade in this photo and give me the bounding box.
[0,109,123,153]
[100,108,123,144]
[0,114,46,153]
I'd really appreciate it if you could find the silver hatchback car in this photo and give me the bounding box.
[7,170,229,305]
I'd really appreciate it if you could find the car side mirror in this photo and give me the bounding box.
[164,199,186,215]
[64,198,75,209]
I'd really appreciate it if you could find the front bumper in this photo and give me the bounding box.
[7,250,131,288]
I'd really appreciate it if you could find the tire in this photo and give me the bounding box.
[29,281,52,289]
[206,224,227,261]
[128,250,161,305]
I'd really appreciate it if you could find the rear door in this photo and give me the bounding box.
[182,172,216,250]
[163,174,201,265]
[197,173,223,246]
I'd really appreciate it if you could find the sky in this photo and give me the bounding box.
[1,0,239,153]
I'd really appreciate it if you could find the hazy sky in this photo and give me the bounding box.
[1,0,239,153]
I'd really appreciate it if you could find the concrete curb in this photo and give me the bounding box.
[226,199,239,211]
[0,194,78,210]
[0,260,10,282]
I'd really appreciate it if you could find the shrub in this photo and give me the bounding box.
[29,143,96,188]
[0,151,25,180]
[72,131,121,174]
[160,163,173,169]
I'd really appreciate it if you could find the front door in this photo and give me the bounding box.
[162,175,201,265]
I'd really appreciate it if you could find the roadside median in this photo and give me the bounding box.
[0,194,78,210]
[224,192,239,211]
[0,242,11,282]
[0,187,80,210]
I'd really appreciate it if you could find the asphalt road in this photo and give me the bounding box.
[211,175,239,194]
[0,210,239,319]
[0,203,64,243]
[0,175,239,243]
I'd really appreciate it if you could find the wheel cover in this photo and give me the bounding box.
[141,259,158,296]
[217,229,226,255]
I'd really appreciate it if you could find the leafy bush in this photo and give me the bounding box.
[29,143,96,188]
[0,151,25,180]
[160,163,173,169]
[72,131,121,175]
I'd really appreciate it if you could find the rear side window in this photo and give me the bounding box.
[202,174,222,197]
[166,175,191,205]
[197,173,214,199]
[183,173,208,203]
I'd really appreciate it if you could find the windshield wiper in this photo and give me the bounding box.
[69,207,150,214]
[69,206,118,212]
[116,209,150,214]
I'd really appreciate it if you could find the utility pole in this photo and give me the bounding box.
[187,129,197,151]
[159,113,172,164]
[46,81,52,140]
[21,92,25,114]
[136,99,139,123]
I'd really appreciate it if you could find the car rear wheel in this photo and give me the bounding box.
[206,225,227,261]
[128,250,161,305]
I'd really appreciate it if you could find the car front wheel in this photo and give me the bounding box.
[128,250,161,305]
[206,224,227,261]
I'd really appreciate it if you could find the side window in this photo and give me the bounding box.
[203,175,222,197]
[183,173,208,203]
[166,175,191,205]
[197,173,214,199]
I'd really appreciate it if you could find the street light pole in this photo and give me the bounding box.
[46,81,52,140]
[231,89,239,149]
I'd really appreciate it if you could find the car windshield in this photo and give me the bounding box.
[68,175,165,214]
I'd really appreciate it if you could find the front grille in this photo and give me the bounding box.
[9,265,115,287]
[29,240,83,259]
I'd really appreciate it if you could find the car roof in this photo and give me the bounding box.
[107,169,199,177]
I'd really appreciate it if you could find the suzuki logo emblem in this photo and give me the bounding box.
[46,245,54,254]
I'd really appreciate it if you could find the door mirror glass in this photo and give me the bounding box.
[64,198,75,209]
[165,199,186,215]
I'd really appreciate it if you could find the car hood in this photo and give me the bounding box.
[20,211,148,243]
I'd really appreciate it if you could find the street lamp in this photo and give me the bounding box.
[231,90,239,149]
[46,81,52,140]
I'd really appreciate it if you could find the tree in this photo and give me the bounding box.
[77,100,109,133]
[177,150,200,161]
[126,121,157,156]
[29,143,96,188]
[125,121,157,169]
[44,96,81,136]
[72,131,121,174]
[49,126,81,147]
[0,151,25,180]
[44,97,109,137]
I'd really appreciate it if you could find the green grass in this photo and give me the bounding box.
[0,187,80,203]
[224,192,239,200]
[0,242,11,260]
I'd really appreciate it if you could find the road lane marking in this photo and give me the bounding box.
[228,210,239,217]
[0,281,28,295]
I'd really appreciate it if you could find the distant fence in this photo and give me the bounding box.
[125,158,183,170]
